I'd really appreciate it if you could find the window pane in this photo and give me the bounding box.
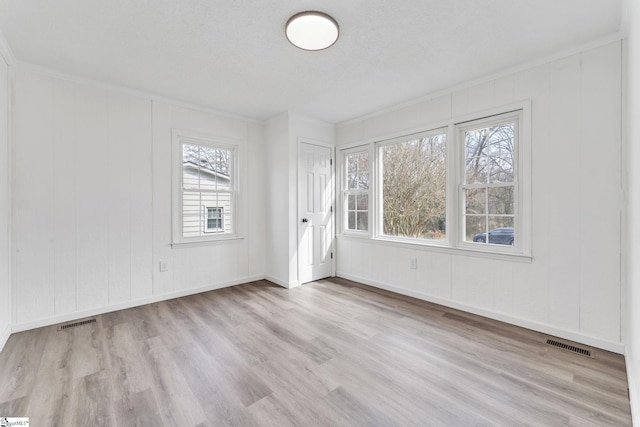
[357,194,368,211]
[183,191,232,237]
[488,216,514,230]
[488,186,514,215]
[382,133,446,240]
[183,143,232,190]
[488,123,514,183]
[465,127,491,184]
[466,124,514,185]
[348,194,356,210]
[182,191,203,237]
[488,217,515,245]
[465,156,490,184]
[356,212,368,231]
[465,215,486,242]
[465,188,486,215]
[347,152,369,190]
[348,211,356,229]
[182,162,200,190]
[490,155,514,183]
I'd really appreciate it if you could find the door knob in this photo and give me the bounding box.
[302,218,309,223]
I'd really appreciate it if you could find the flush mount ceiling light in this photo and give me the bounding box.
[286,11,339,51]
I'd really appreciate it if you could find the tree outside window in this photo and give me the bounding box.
[381,132,447,240]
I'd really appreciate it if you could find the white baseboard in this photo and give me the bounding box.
[627,348,639,427]
[264,275,300,289]
[11,275,265,333]
[288,280,301,288]
[264,275,289,288]
[0,323,10,354]
[337,272,625,354]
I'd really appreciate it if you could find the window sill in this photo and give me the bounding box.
[338,234,532,263]
[171,235,244,249]
[341,230,371,239]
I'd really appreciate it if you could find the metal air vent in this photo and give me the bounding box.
[58,318,97,331]
[546,338,592,357]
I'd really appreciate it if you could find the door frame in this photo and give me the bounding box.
[296,138,336,284]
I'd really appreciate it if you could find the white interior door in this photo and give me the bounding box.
[298,141,333,284]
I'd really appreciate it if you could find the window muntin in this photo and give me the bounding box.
[344,150,369,232]
[380,131,447,241]
[461,118,517,247]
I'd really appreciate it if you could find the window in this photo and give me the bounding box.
[339,103,530,257]
[460,115,517,247]
[344,149,369,232]
[205,207,223,232]
[173,129,238,244]
[380,130,447,240]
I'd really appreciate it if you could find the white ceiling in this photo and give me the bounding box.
[0,0,622,123]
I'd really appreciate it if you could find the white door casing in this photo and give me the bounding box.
[298,141,334,284]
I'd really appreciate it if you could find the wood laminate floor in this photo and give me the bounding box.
[0,278,632,426]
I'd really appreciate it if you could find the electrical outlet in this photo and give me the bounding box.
[159,260,169,272]
[410,257,417,269]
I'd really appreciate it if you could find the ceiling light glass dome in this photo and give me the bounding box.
[286,11,339,51]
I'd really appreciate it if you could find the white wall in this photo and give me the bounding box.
[625,0,640,420]
[11,67,266,330]
[336,41,624,352]
[264,112,335,287]
[0,51,10,350]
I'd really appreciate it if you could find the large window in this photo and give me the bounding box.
[380,130,447,240]
[344,149,369,232]
[339,105,529,256]
[173,130,238,244]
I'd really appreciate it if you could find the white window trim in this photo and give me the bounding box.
[340,144,373,238]
[337,100,532,259]
[171,128,241,246]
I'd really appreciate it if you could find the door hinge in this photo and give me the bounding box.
[330,158,333,166]
[331,252,334,259]
[330,205,333,213]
